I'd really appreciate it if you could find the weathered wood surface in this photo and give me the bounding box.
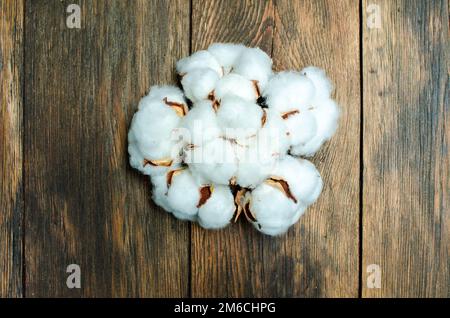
[191,0,360,297]
[362,0,449,297]
[23,0,190,297]
[0,0,24,298]
[0,0,448,298]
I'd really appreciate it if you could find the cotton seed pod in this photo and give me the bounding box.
[233,47,273,92]
[181,68,220,102]
[290,98,340,157]
[198,185,235,229]
[214,73,259,102]
[176,50,223,77]
[207,43,246,74]
[128,86,188,176]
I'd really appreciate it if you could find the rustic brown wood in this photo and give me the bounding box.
[24,0,190,297]
[362,0,449,297]
[0,0,24,298]
[270,0,360,297]
[190,0,360,297]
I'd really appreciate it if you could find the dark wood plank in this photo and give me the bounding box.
[24,0,190,297]
[0,0,24,298]
[362,0,449,297]
[191,0,360,297]
[270,0,360,297]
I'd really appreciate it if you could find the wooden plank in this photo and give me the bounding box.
[24,0,190,297]
[191,0,360,297]
[0,0,24,298]
[270,0,360,297]
[362,0,449,297]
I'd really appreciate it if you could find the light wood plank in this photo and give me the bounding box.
[362,0,449,297]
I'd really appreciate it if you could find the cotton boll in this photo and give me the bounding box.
[249,183,299,236]
[186,137,238,185]
[264,71,316,113]
[208,43,246,73]
[290,98,339,156]
[216,96,263,139]
[301,66,333,101]
[176,50,223,77]
[233,47,272,92]
[129,102,181,160]
[283,111,317,146]
[166,169,200,220]
[181,68,220,102]
[271,156,323,206]
[198,185,235,229]
[180,100,221,145]
[214,74,258,102]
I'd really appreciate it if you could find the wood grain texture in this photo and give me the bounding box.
[191,0,360,297]
[362,0,449,297]
[271,0,360,297]
[0,0,24,298]
[24,0,190,297]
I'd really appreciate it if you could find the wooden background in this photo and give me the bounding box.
[0,0,448,297]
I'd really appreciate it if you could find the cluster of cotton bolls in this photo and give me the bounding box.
[128,43,339,236]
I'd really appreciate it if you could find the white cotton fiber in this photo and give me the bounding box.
[198,185,235,229]
[214,74,258,102]
[283,111,317,146]
[271,156,323,206]
[186,137,238,185]
[301,66,333,102]
[145,85,186,107]
[233,47,273,91]
[176,50,223,77]
[216,96,263,139]
[181,68,220,102]
[150,173,171,212]
[180,100,221,146]
[166,169,200,220]
[264,71,316,113]
[249,183,299,235]
[128,43,340,236]
[290,98,340,156]
[208,43,246,73]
